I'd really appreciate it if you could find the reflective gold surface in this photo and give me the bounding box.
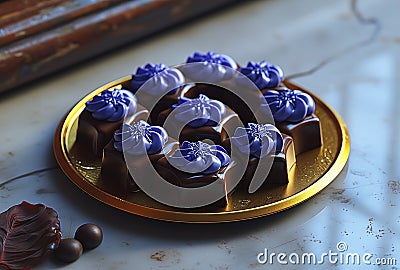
[53,77,350,223]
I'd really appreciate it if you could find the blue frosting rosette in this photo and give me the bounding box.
[131,63,184,95]
[172,94,226,128]
[238,61,284,89]
[231,123,283,158]
[114,120,168,155]
[261,89,315,123]
[86,89,137,122]
[182,51,237,82]
[168,141,230,174]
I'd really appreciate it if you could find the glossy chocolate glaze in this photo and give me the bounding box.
[54,238,83,263]
[75,104,149,158]
[0,202,61,270]
[74,223,103,250]
[181,83,259,124]
[222,135,295,192]
[121,80,182,125]
[276,114,321,155]
[101,136,178,193]
[157,103,240,145]
[154,157,231,209]
[260,85,322,155]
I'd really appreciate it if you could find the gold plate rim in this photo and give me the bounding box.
[54,77,350,223]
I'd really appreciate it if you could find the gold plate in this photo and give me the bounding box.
[54,77,350,223]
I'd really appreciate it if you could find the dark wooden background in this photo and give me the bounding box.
[0,0,241,94]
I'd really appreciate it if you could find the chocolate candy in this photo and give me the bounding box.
[157,97,241,145]
[223,135,296,192]
[101,134,179,194]
[76,103,149,158]
[54,238,83,263]
[181,83,259,124]
[276,114,322,155]
[74,223,103,250]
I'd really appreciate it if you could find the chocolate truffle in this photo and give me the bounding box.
[74,223,103,250]
[157,94,241,145]
[181,83,259,125]
[101,121,177,192]
[155,141,232,209]
[225,123,295,192]
[54,238,83,263]
[129,63,185,124]
[181,51,238,83]
[261,88,322,155]
[75,87,149,158]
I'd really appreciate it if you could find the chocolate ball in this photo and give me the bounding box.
[54,238,83,263]
[74,223,103,250]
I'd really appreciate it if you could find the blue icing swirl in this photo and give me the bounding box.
[172,94,226,128]
[239,61,284,89]
[131,63,184,95]
[86,89,137,122]
[168,141,230,174]
[183,51,237,82]
[231,123,283,158]
[261,89,315,123]
[114,120,168,155]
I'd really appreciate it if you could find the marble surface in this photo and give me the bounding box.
[0,0,399,269]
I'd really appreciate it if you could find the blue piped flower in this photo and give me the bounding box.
[239,61,284,89]
[261,89,315,123]
[172,94,226,128]
[114,120,168,155]
[168,141,230,174]
[231,123,283,158]
[182,51,237,82]
[86,89,137,122]
[131,63,184,95]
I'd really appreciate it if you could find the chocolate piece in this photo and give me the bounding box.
[121,79,182,125]
[74,224,103,250]
[0,202,61,270]
[181,83,259,124]
[157,96,241,145]
[136,90,181,125]
[54,238,83,263]
[101,136,178,193]
[223,135,295,191]
[0,264,10,270]
[155,141,232,209]
[261,88,322,155]
[277,114,321,155]
[75,104,149,158]
[126,63,185,124]
[155,157,230,209]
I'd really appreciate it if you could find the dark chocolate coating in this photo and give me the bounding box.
[157,105,240,145]
[181,83,259,124]
[74,224,103,250]
[121,80,182,125]
[276,114,321,155]
[140,91,182,125]
[155,157,231,209]
[75,104,149,158]
[76,109,122,158]
[0,264,9,270]
[54,238,83,263]
[101,136,179,193]
[222,135,295,192]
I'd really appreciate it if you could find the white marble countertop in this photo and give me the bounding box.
[1,0,399,269]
